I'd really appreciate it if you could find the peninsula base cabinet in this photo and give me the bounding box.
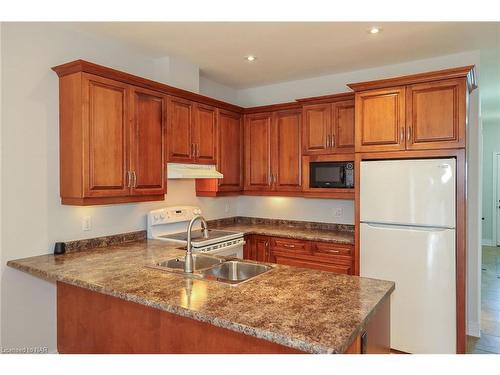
[57,282,389,354]
[244,235,354,275]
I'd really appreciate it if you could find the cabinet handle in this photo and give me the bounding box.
[197,143,200,158]
[126,171,132,188]
[331,135,335,147]
[132,171,137,188]
[326,134,330,148]
[191,143,195,157]
[284,244,296,248]
[400,127,404,142]
[407,126,412,142]
[324,249,340,254]
[268,174,272,186]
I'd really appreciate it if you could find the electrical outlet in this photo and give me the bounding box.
[82,216,92,231]
[224,203,230,213]
[333,208,343,218]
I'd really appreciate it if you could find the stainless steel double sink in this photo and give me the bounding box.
[147,254,273,285]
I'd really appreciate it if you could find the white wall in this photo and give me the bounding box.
[237,197,353,224]
[231,50,483,338]
[199,76,240,105]
[0,23,238,353]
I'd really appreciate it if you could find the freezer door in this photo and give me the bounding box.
[360,158,456,228]
[360,222,456,353]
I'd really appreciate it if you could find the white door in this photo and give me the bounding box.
[360,159,456,228]
[360,222,456,353]
[496,154,500,246]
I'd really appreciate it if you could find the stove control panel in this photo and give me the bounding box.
[148,206,202,226]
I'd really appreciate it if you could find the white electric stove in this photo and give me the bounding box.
[147,206,244,258]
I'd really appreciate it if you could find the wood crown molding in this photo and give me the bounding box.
[244,101,302,114]
[244,92,355,113]
[52,60,478,115]
[296,92,354,104]
[347,65,477,93]
[52,59,244,113]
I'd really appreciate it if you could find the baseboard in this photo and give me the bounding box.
[467,321,481,337]
[482,239,495,246]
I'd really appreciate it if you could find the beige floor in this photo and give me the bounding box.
[467,246,500,354]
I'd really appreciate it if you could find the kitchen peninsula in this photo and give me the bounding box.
[7,234,393,354]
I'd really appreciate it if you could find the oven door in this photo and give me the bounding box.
[310,162,346,188]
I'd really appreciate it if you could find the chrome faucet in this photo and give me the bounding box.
[184,215,209,273]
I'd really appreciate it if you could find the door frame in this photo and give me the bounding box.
[491,152,500,246]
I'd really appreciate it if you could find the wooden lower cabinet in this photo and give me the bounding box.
[57,281,389,354]
[244,235,354,275]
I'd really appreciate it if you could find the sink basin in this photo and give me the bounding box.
[199,260,273,285]
[150,254,224,273]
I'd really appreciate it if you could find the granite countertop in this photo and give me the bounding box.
[209,217,355,245]
[7,239,393,354]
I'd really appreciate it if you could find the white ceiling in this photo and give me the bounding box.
[75,22,500,88]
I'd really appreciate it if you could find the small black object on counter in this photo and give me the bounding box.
[54,242,66,255]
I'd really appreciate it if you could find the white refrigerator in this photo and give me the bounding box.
[360,158,456,354]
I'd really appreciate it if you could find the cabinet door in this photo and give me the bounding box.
[243,236,253,260]
[272,109,302,191]
[167,96,194,162]
[244,113,272,191]
[302,103,331,155]
[253,236,270,262]
[82,74,130,197]
[332,100,355,153]
[406,78,466,150]
[218,109,243,191]
[129,87,166,196]
[355,87,406,152]
[193,103,217,164]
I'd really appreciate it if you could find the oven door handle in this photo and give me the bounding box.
[340,167,345,184]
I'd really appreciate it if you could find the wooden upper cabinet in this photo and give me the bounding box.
[244,113,273,191]
[332,100,355,153]
[167,97,218,164]
[355,87,406,152]
[349,66,475,153]
[406,78,466,150]
[193,103,217,164]
[302,97,354,155]
[217,109,243,191]
[129,87,166,196]
[302,103,331,155]
[56,71,166,205]
[83,74,130,198]
[167,96,194,163]
[272,109,302,191]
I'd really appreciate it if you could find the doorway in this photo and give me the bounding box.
[468,152,500,353]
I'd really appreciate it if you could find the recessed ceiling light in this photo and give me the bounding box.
[245,55,257,62]
[368,26,381,34]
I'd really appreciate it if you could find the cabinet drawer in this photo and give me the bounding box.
[274,255,352,275]
[312,242,353,257]
[270,238,309,252]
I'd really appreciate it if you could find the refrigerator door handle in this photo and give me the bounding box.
[362,222,454,231]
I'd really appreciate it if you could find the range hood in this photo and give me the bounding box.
[167,163,223,179]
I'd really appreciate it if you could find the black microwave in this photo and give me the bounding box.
[309,161,354,188]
